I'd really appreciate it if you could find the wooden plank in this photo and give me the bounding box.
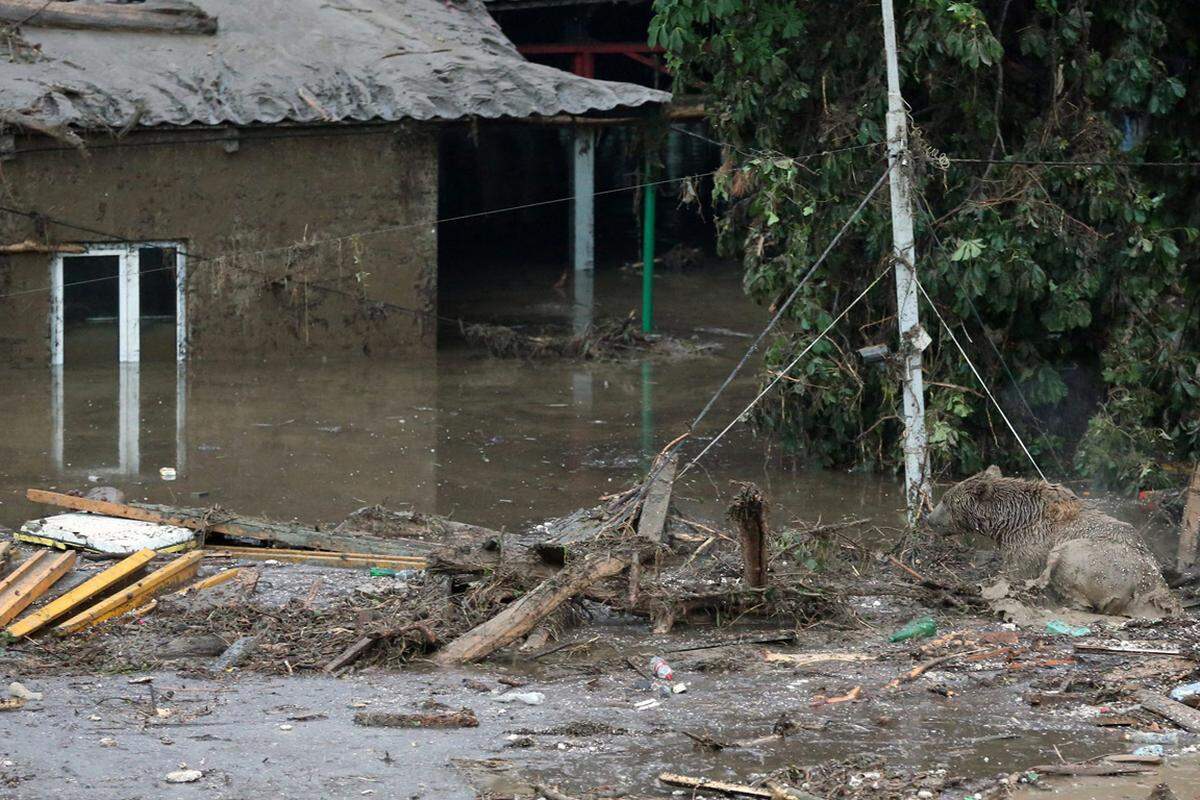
[176,568,242,595]
[55,552,203,634]
[1177,463,1200,571]
[0,550,77,626]
[1135,689,1200,734]
[637,453,677,544]
[26,489,433,557]
[6,548,155,638]
[657,773,774,799]
[0,0,217,35]
[204,548,426,570]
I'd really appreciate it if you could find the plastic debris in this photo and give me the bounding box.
[650,655,674,680]
[1126,730,1180,745]
[889,616,936,643]
[491,691,545,706]
[164,768,203,784]
[1133,744,1165,757]
[1170,681,1200,707]
[9,682,42,701]
[1045,620,1091,637]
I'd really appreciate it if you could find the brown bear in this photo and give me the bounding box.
[926,466,1180,619]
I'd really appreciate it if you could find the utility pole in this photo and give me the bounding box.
[880,0,931,523]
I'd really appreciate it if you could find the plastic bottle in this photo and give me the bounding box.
[649,656,674,681]
[889,616,936,643]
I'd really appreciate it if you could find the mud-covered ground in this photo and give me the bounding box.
[3,549,1199,800]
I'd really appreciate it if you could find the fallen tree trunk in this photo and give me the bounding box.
[0,0,218,34]
[434,551,628,665]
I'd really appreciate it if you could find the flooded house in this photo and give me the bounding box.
[0,0,667,369]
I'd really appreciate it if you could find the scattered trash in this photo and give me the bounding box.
[491,691,545,706]
[353,708,478,729]
[18,513,195,555]
[213,635,259,671]
[8,682,42,701]
[672,683,689,694]
[650,655,674,681]
[1169,681,1200,707]
[0,698,26,712]
[634,699,660,710]
[278,724,293,731]
[1046,619,1091,637]
[99,737,117,748]
[1125,731,1181,745]
[164,768,203,783]
[1133,744,1165,757]
[889,616,936,643]
[159,467,177,481]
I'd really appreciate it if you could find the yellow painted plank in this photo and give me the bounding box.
[176,567,243,595]
[6,549,155,639]
[0,550,77,626]
[55,551,203,634]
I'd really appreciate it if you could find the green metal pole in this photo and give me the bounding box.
[641,168,656,333]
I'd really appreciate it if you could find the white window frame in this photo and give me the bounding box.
[49,241,188,365]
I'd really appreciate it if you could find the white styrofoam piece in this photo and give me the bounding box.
[19,513,195,555]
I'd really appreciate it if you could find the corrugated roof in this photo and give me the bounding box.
[0,0,668,130]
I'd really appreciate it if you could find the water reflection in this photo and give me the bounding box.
[0,268,909,534]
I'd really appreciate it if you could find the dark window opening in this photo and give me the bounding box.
[63,254,119,363]
[139,246,178,362]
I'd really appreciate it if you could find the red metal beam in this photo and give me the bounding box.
[519,42,663,55]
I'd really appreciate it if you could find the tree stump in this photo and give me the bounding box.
[729,483,769,588]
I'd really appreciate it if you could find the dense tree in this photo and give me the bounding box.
[651,0,1200,489]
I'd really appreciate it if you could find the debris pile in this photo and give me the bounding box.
[462,313,713,360]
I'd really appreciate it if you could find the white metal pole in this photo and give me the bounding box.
[571,127,595,337]
[880,0,931,523]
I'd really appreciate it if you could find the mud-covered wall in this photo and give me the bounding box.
[0,125,436,366]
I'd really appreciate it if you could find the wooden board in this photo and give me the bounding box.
[1135,689,1200,733]
[6,548,155,638]
[204,548,426,570]
[0,0,217,35]
[26,489,435,557]
[0,550,77,626]
[55,552,203,634]
[637,454,677,544]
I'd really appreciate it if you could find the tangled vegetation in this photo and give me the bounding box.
[651,0,1200,489]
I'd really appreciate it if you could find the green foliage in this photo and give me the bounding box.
[653,0,1200,490]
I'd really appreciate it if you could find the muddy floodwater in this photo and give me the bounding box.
[2,264,1196,800]
[0,265,905,533]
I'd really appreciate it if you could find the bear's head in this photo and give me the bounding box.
[925,465,1082,542]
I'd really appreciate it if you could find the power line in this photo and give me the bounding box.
[669,124,884,164]
[947,157,1200,168]
[912,272,1047,481]
[0,169,721,302]
[679,265,894,478]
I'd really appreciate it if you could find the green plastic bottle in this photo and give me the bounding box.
[1045,619,1090,637]
[369,567,398,577]
[889,615,937,643]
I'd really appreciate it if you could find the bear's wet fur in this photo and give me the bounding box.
[927,466,1180,618]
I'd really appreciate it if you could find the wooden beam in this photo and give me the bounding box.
[6,548,154,638]
[0,550,77,626]
[204,547,426,570]
[434,551,627,665]
[637,453,677,545]
[0,239,86,254]
[26,489,433,557]
[1135,689,1200,734]
[0,0,218,35]
[55,551,203,634]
